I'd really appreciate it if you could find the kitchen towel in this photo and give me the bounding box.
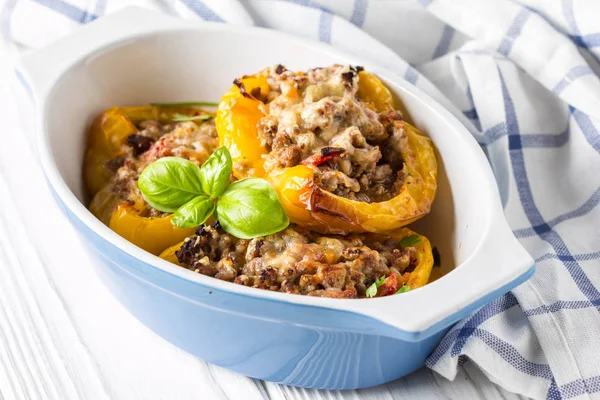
[3,1,600,399]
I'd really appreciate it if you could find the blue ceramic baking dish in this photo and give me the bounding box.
[18,8,534,389]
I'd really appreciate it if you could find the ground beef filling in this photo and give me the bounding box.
[107,119,219,216]
[176,224,418,299]
[256,64,408,203]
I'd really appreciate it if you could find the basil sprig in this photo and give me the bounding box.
[138,147,289,238]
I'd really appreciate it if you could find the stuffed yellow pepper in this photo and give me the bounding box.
[85,103,218,255]
[215,65,437,235]
[160,224,432,298]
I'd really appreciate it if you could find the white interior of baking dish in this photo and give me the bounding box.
[19,8,533,335]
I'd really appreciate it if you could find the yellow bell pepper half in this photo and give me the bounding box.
[109,203,195,256]
[214,70,438,234]
[86,105,212,255]
[89,189,196,256]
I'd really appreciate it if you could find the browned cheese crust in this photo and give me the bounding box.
[256,64,407,203]
[176,224,418,298]
[106,120,219,216]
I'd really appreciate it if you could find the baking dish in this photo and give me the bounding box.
[17,7,534,389]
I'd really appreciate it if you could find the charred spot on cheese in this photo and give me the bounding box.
[251,239,265,258]
[176,236,200,266]
[234,78,266,101]
[275,64,287,74]
[126,134,155,156]
[233,78,249,98]
[340,70,356,89]
[105,155,126,173]
[321,147,345,157]
[250,87,262,98]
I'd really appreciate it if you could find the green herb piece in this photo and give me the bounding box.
[137,148,289,238]
[365,283,377,298]
[199,147,232,199]
[151,101,219,107]
[216,178,290,239]
[396,285,412,294]
[432,246,441,268]
[172,113,213,122]
[399,234,421,248]
[172,195,215,228]
[138,157,204,212]
[365,275,386,298]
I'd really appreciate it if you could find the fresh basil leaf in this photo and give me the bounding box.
[395,285,412,294]
[138,157,205,212]
[172,195,215,228]
[199,147,232,199]
[172,113,212,122]
[399,234,421,248]
[151,101,219,107]
[365,281,378,298]
[432,246,441,268]
[215,178,289,239]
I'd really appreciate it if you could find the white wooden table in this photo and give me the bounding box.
[0,45,529,400]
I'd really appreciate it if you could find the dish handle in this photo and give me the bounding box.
[15,7,193,103]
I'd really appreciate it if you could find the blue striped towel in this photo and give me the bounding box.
[5,1,600,398]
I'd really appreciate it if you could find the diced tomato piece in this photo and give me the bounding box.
[302,147,346,166]
[379,271,399,296]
